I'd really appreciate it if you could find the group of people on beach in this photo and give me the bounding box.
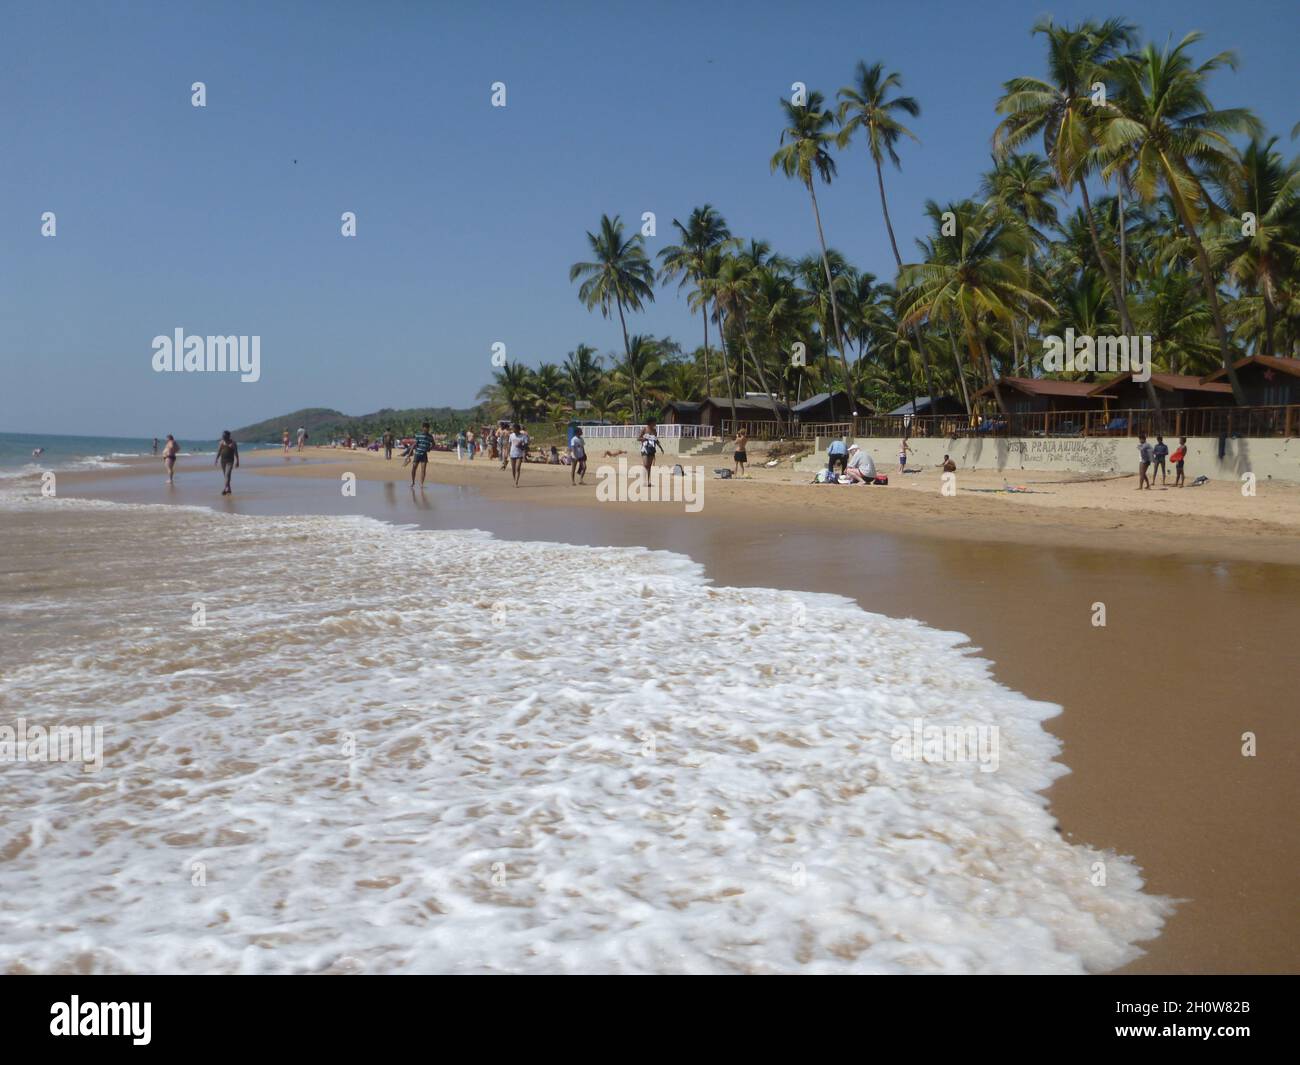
[1137,434,1189,489]
[154,431,240,493]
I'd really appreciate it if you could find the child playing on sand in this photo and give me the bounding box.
[1171,437,1188,487]
[898,439,912,475]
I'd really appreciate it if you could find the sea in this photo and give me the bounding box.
[0,431,282,480]
[0,443,1171,974]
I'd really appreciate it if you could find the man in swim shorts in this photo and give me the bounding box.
[410,421,433,487]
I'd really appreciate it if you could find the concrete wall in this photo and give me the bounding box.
[804,435,1300,482]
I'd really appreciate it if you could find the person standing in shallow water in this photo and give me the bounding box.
[215,431,239,495]
[508,422,529,486]
[162,434,179,484]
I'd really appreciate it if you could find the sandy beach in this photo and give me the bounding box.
[45,447,1299,974]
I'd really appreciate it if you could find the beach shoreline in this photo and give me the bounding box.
[38,451,1300,973]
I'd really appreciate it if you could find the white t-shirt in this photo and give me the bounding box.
[509,432,529,459]
[848,450,875,476]
[569,435,586,458]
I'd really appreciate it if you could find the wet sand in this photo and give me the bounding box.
[56,450,1300,973]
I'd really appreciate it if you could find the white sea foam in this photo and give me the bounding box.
[0,494,1170,974]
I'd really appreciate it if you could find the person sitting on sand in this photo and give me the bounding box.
[162,434,179,484]
[844,444,876,483]
[1137,434,1153,490]
[549,445,560,464]
[941,454,956,473]
[733,428,749,477]
[1171,436,1188,488]
[215,430,239,495]
[827,435,848,476]
[569,427,587,485]
[1152,435,1169,485]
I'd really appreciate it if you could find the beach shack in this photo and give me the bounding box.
[695,395,792,436]
[1088,372,1233,411]
[791,390,856,426]
[662,401,703,426]
[1200,355,1300,406]
[973,377,1108,435]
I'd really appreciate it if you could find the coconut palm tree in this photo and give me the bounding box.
[900,201,1054,414]
[836,60,938,409]
[1099,33,1263,402]
[771,91,857,412]
[563,343,605,404]
[658,205,737,398]
[610,334,665,419]
[994,18,1170,420]
[1206,137,1300,358]
[476,361,537,422]
[570,214,657,413]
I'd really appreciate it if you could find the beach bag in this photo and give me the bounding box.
[714,468,732,479]
[872,474,889,485]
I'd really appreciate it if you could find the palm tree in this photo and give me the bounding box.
[836,60,938,410]
[476,361,537,422]
[994,18,1169,419]
[698,247,740,426]
[658,205,736,397]
[1100,33,1263,402]
[610,334,665,419]
[900,201,1054,414]
[563,343,605,403]
[772,90,857,412]
[1207,137,1300,358]
[570,214,657,414]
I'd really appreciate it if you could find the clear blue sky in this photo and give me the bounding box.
[2,0,1296,437]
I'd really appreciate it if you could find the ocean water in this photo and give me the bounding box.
[0,431,275,478]
[0,482,1171,974]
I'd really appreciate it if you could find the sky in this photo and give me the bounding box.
[2,0,1297,438]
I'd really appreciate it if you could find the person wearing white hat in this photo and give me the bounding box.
[845,443,877,483]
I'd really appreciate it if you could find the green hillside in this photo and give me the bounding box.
[232,405,487,443]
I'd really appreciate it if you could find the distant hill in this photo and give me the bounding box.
[231,405,487,443]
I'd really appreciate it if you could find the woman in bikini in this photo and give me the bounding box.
[637,419,664,477]
[162,434,179,485]
[215,430,240,495]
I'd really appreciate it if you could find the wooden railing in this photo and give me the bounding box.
[852,405,1299,440]
[582,423,717,439]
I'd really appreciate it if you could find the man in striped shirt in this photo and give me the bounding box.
[410,421,434,487]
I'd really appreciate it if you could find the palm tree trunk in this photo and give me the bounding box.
[714,302,739,429]
[738,306,786,435]
[615,298,637,420]
[949,328,972,415]
[1078,177,1165,425]
[702,312,712,397]
[1157,159,1247,404]
[877,157,937,410]
[807,179,855,413]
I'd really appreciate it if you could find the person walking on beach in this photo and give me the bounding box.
[455,429,466,460]
[282,429,290,454]
[382,429,394,460]
[162,434,179,484]
[215,431,239,495]
[733,428,749,477]
[1152,435,1169,485]
[569,426,587,485]
[1171,437,1188,487]
[898,439,912,475]
[827,435,847,476]
[152,437,159,456]
[638,419,664,477]
[296,427,306,452]
[410,421,434,487]
[1137,434,1153,489]
[498,426,510,470]
[508,422,529,486]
